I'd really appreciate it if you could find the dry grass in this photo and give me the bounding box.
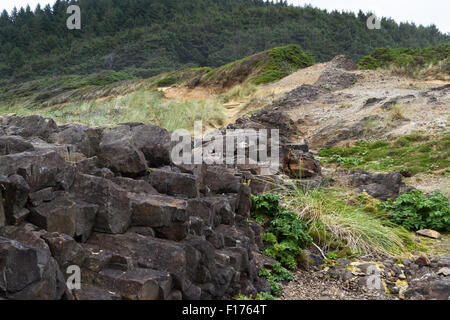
[0,89,227,132]
[278,183,413,257]
[388,102,409,121]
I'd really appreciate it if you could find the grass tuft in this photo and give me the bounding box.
[279,184,413,257]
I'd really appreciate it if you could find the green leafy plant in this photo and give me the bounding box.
[329,154,363,166]
[251,193,312,270]
[379,190,450,231]
[234,292,275,300]
[258,262,293,297]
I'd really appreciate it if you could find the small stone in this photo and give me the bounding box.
[414,255,431,267]
[437,267,450,276]
[416,229,441,239]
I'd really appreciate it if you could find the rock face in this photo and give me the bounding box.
[0,114,270,300]
[329,55,359,71]
[350,170,413,200]
[315,67,358,91]
[0,225,66,300]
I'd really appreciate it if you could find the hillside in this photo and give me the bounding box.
[0,4,449,301]
[1,0,449,84]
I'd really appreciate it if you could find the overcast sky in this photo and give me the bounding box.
[2,0,449,33]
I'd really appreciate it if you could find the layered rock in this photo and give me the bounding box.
[0,114,275,300]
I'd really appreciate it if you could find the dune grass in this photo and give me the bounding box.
[0,89,226,132]
[278,184,413,257]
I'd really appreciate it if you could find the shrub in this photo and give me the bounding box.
[380,190,450,231]
[251,193,312,270]
[358,44,450,77]
[253,45,315,85]
[258,262,293,297]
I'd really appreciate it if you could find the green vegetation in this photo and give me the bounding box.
[258,262,293,297]
[358,44,450,78]
[252,45,315,84]
[281,185,413,257]
[379,190,450,232]
[251,193,312,270]
[359,44,450,70]
[155,68,211,87]
[196,45,314,89]
[0,90,226,131]
[319,133,450,176]
[2,0,448,86]
[234,292,275,300]
[68,71,135,89]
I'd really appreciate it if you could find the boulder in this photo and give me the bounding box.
[49,124,103,157]
[2,115,58,140]
[0,149,71,192]
[41,232,87,271]
[97,125,148,176]
[186,198,216,227]
[130,124,173,167]
[94,268,172,300]
[29,194,98,242]
[0,225,66,300]
[28,187,58,207]
[146,168,200,198]
[86,233,187,277]
[0,174,30,225]
[203,166,242,194]
[281,148,321,178]
[111,177,158,195]
[29,196,78,237]
[73,200,98,242]
[129,193,187,228]
[70,173,131,234]
[350,170,407,200]
[0,136,34,155]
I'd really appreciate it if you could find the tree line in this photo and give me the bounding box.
[1,0,448,81]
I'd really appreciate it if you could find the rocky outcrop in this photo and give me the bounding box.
[315,67,358,91]
[329,55,358,71]
[350,170,414,200]
[0,114,271,300]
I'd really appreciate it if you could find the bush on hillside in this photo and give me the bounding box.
[379,190,450,232]
[358,44,450,71]
[251,193,312,270]
[253,45,315,84]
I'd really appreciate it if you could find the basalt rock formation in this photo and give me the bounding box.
[0,114,321,300]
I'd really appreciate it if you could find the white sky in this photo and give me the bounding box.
[1,0,449,33]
